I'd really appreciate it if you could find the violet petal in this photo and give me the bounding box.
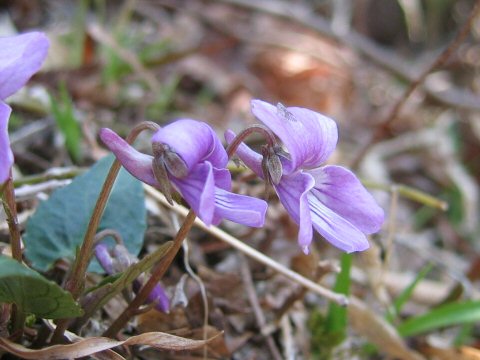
[0,32,49,99]
[170,162,216,226]
[307,192,370,253]
[213,187,267,228]
[99,128,157,186]
[251,100,338,173]
[152,119,228,171]
[308,166,384,234]
[0,102,13,184]
[146,283,170,313]
[213,167,232,191]
[274,172,315,254]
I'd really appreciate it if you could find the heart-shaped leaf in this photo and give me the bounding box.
[0,256,83,319]
[24,155,147,272]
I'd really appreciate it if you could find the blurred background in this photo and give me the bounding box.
[1,0,480,359]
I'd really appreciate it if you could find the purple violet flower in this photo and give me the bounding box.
[226,100,384,254]
[95,243,170,313]
[100,119,267,227]
[0,32,49,184]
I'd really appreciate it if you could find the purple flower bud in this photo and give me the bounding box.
[94,243,114,275]
[133,279,170,313]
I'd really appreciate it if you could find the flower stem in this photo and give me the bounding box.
[1,176,22,262]
[103,210,197,338]
[52,121,159,343]
[225,124,277,158]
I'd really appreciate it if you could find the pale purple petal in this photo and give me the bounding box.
[0,32,49,99]
[0,102,13,184]
[213,187,267,227]
[99,128,157,186]
[251,100,338,173]
[94,243,114,275]
[170,162,216,226]
[308,166,384,234]
[132,280,170,313]
[225,129,264,177]
[275,172,315,254]
[307,192,370,253]
[152,119,227,171]
[147,283,170,313]
[213,167,232,191]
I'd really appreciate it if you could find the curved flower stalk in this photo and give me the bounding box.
[95,243,170,313]
[0,32,49,185]
[226,100,384,254]
[100,119,267,227]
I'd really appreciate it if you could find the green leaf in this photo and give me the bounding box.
[24,155,147,272]
[325,253,352,344]
[397,300,480,337]
[50,81,82,162]
[0,256,83,319]
[387,263,433,322]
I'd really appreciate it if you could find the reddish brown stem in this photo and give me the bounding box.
[225,124,277,158]
[1,175,22,262]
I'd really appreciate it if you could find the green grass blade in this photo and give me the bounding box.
[325,253,352,342]
[397,300,480,337]
[387,263,433,322]
[50,82,82,162]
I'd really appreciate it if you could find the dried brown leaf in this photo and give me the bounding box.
[0,331,221,359]
[348,297,425,360]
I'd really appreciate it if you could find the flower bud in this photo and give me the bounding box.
[94,243,114,275]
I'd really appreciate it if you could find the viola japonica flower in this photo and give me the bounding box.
[226,100,384,254]
[95,243,170,313]
[0,32,49,184]
[100,119,267,227]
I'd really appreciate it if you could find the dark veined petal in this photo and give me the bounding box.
[152,119,228,171]
[225,129,264,177]
[307,192,370,253]
[170,162,216,226]
[308,166,384,234]
[213,187,267,228]
[251,100,338,173]
[99,128,157,186]
[0,102,13,184]
[0,32,49,99]
[275,172,316,254]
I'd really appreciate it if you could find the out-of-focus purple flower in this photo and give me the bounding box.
[226,100,384,254]
[100,119,267,227]
[0,32,49,184]
[94,243,170,313]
